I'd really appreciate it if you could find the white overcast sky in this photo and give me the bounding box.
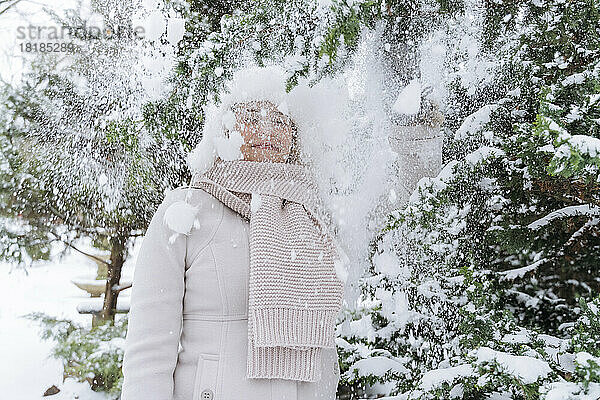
[0,0,78,85]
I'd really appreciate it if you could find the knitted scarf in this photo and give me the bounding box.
[189,157,345,382]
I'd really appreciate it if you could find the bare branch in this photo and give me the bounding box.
[47,229,112,267]
[0,0,24,16]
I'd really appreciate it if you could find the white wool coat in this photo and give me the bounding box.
[120,186,341,400]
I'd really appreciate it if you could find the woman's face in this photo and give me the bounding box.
[231,100,294,163]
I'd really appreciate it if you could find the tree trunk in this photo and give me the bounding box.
[97,235,127,325]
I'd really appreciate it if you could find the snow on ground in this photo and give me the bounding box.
[0,239,135,399]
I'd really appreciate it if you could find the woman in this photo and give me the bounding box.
[121,65,346,400]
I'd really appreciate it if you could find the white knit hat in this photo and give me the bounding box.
[186,64,296,174]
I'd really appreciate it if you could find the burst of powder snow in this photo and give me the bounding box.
[186,138,217,175]
[86,12,105,32]
[419,29,448,107]
[388,188,397,204]
[187,64,296,174]
[328,27,405,302]
[131,6,182,102]
[97,173,108,186]
[445,7,498,96]
[141,76,164,100]
[163,200,199,235]
[166,17,185,46]
[141,10,166,42]
[331,239,350,283]
[143,0,161,8]
[181,21,460,312]
[213,129,244,161]
[184,59,390,310]
[392,78,421,115]
[372,250,401,277]
[334,258,348,283]
[277,99,289,115]
[222,109,237,131]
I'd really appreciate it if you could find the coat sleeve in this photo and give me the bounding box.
[121,188,187,400]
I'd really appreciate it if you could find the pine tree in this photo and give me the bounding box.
[335,0,600,398]
[0,0,189,323]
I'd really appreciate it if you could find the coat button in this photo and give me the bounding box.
[200,389,213,400]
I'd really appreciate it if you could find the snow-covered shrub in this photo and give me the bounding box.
[24,312,127,397]
[337,140,599,398]
[336,148,558,398]
[335,0,600,397]
[541,296,600,400]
